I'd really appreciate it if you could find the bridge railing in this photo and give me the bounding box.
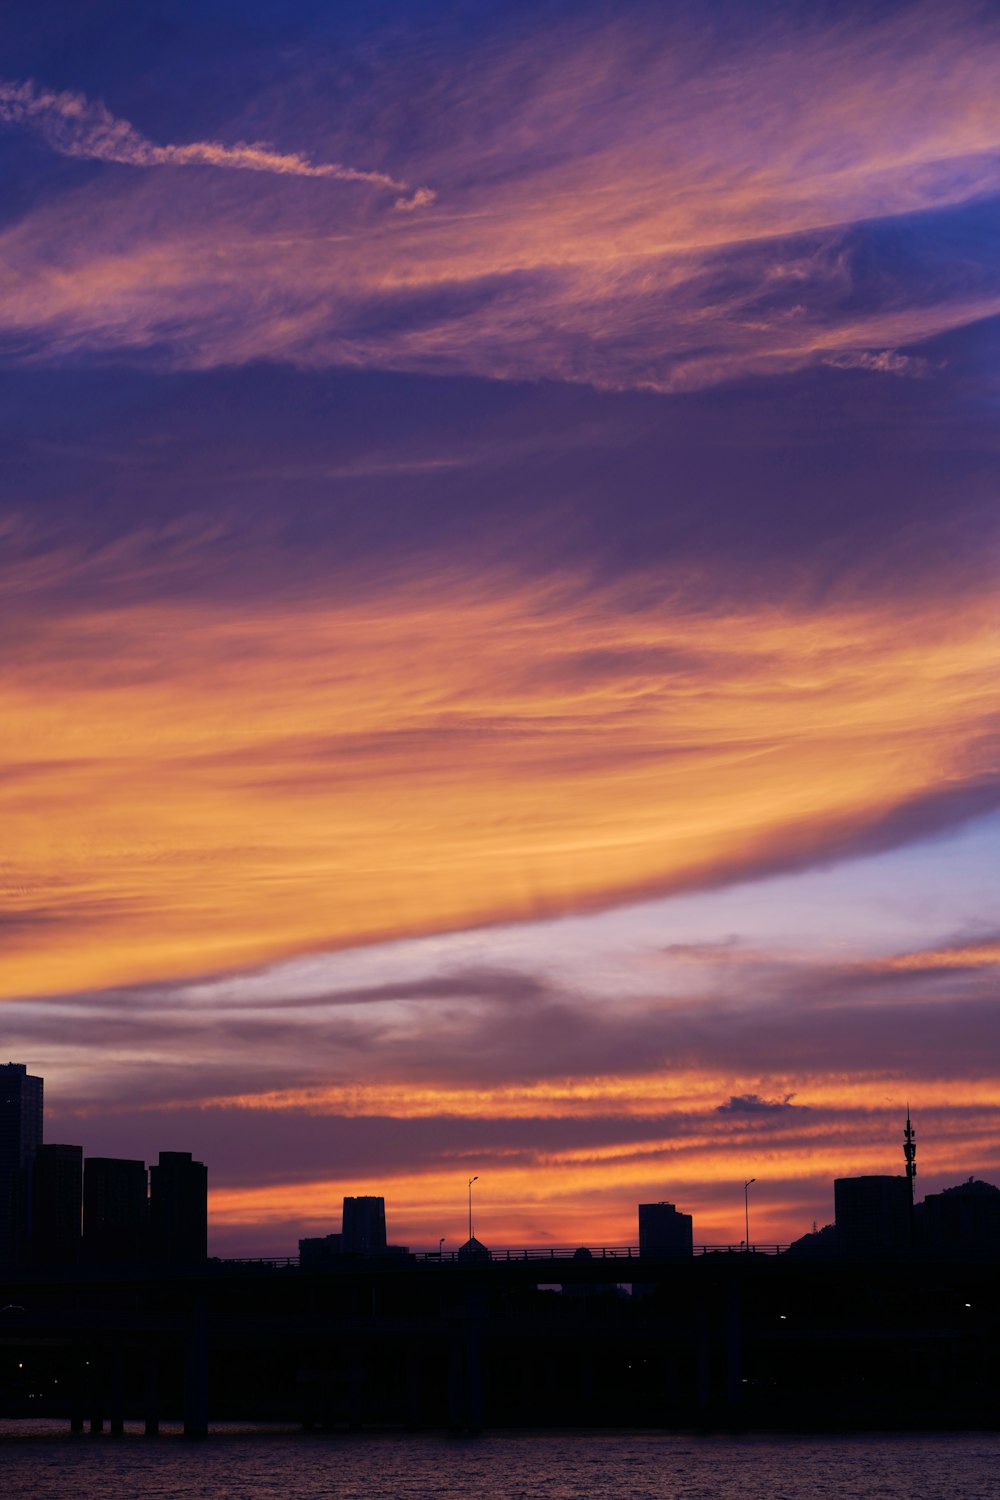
[411,1244,790,1262]
[219,1244,789,1269]
[213,1255,300,1269]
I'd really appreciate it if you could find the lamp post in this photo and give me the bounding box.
[744,1178,755,1251]
[439,1236,445,1259]
[468,1176,478,1241]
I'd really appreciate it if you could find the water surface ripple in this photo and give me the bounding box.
[1,1425,996,1500]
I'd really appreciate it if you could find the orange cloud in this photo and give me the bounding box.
[877,941,1000,972]
[2,575,997,999]
[187,1074,1000,1122]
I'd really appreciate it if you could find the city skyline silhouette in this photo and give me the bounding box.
[6,1063,1000,1270]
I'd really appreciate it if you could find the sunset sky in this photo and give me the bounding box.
[2,0,999,1256]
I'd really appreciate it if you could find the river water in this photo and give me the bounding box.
[1,1424,996,1499]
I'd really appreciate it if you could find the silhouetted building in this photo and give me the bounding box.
[342,1195,387,1256]
[920,1179,1000,1259]
[0,1062,43,1266]
[149,1151,208,1264]
[457,1235,490,1261]
[84,1156,148,1265]
[834,1175,911,1257]
[299,1232,343,1267]
[638,1201,693,1259]
[32,1143,83,1267]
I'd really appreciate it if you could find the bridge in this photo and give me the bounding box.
[1,1251,996,1435]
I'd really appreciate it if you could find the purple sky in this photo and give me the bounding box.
[2,0,999,1254]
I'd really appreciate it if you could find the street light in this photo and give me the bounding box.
[468,1176,478,1241]
[439,1236,445,1260]
[744,1178,755,1251]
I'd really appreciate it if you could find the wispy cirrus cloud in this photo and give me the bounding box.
[0,77,433,209]
[1,7,1000,385]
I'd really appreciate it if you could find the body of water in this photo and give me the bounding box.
[0,1426,997,1500]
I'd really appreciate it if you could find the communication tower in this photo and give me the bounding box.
[904,1107,917,1244]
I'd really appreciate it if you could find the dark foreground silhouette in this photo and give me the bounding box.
[1,1251,997,1435]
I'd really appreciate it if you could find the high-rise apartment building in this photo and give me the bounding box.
[32,1143,83,1266]
[84,1156,149,1264]
[0,1062,43,1265]
[834,1175,911,1257]
[149,1151,208,1264]
[638,1201,694,1258]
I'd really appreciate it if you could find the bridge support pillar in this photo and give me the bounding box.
[69,1346,85,1434]
[88,1349,105,1436]
[467,1325,482,1433]
[405,1343,424,1429]
[696,1306,712,1418]
[447,1336,463,1431]
[109,1344,125,1434]
[144,1342,160,1436]
[183,1300,209,1439]
[448,1311,483,1433]
[576,1352,594,1422]
[346,1359,364,1431]
[725,1282,743,1422]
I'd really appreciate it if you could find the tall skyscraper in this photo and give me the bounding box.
[149,1151,208,1264]
[84,1156,148,1264]
[0,1062,44,1266]
[342,1195,387,1256]
[32,1143,83,1267]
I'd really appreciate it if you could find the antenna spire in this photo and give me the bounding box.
[904,1106,917,1248]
